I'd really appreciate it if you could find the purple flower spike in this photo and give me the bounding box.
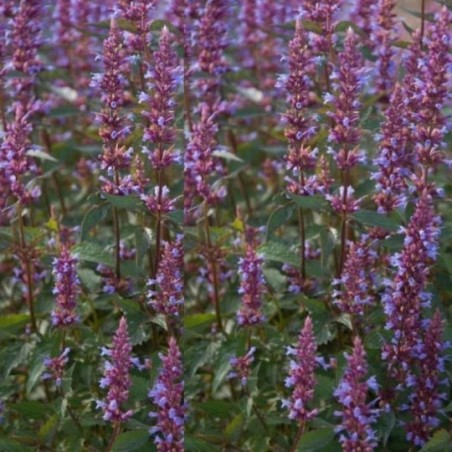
[229,346,256,386]
[237,245,266,327]
[42,347,71,387]
[382,193,441,385]
[97,317,133,423]
[147,234,184,318]
[406,311,447,447]
[51,246,80,327]
[282,316,319,423]
[149,337,185,452]
[334,337,379,451]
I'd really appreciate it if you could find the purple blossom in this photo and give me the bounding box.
[373,84,412,213]
[149,337,185,452]
[141,185,176,215]
[97,317,133,423]
[382,193,441,385]
[371,0,396,94]
[406,311,447,446]
[333,236,378,316]
[327,186,360,214]
[142,26,182,157]
[334,337,379,451]
[327,28,366,166]
[237,245,266,326]
[42,347,71,387]
[229,346,256,386]
[147,235,184,318]
[51,246,80,327]
[282,316,318,423]
[351,0,374,37]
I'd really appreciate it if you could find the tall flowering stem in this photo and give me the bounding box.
[237,245,265,327]
[406,311,447,446]
[141,26,182,276]
[97,317,133,447]
[149,337,185,452]
[282,317,318,451]
[281,20,318,284]
[51,246,80,328]
[382,193,441,386]
[325,28,366,274]
[93,21,132,284]
[334,336,379,451]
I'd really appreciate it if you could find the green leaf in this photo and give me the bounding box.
[112,430,151,452]
[184,313,216,329]
[351,210,400,231]
[26,149,58,162]
[0,437,33,452]
[0,314,30,331]
[320,227,336,268]
[103,193,145,212]
[0,231,12,252]
[335,21,363,35]
[298,428,336,451]
[259,241,299,267]
[198,400,235,418]
[149,19,182,37]
[212,149,244,163]
[212,357,232,394]
[421,429,452,452]
[73,241,113,266]
[80,203,111,240]
[289,194,328,210]
[266,204,295,239]
[12,401,48,418]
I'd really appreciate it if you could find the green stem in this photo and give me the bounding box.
[290,422,306,452]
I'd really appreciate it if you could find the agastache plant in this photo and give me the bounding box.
[334,336,379,451]
[97,317,133,429]
[282,316,318,450]
[149,337,185,452]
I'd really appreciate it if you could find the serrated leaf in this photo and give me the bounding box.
[421,429,452,452]
[259,241,299,267]
[298,428,336,451]
[198,400,234,418]
[184,313,216,329]
[0,314,30,330]
[12,401,48,418]
[289,194,328,210]
[27,149,58,162]
[351,210,400,231]
[81,203,111,240]
[112,430,150,452]
[73,242,113,266]
[103,193,144,212]
[212,149,244,163]
[0,437,33,452]
[266,204,295,239]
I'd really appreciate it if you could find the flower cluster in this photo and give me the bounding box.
[333,235,378,316]
[382,193,441,385]
[237,245,266,326]
[43,347,71,387]
[51,246,80,327]
[97,317,133,423]
[149,337,185,452]
[282,317,319,423]
[406,311,447,446]
[334,336,379,451]
[229,346,256,386]
[147,235,184,318]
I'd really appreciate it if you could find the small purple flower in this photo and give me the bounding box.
[229,346,256,386]
[406,311,447,446]
[42,347,71,387]
[97,317,133,423]
[282,316,319,423]
[237,245,266,327]
[334,337,379,451]
[147,234,184,318]
[149,337,185,452]
[141,185,176,215]
[51,246,80,327]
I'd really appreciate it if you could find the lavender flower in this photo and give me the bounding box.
[147,235,184,318]
[97,317,133,423]
[141,185,176,215]
[371,0,396,94]
[282,316,318,423]
[373,84,412,213]
[351,0,374,37]
[142,26,182,164]
[43,347,71,387]
[237,245,266,326]
[334,337,379,451]
[382,193,441,385]
[149,337,185,452]
[333,236,378,316]
[229,346,256,386]
[327,28,366,169]
[51,246,80,327]
[406,311,447,447]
